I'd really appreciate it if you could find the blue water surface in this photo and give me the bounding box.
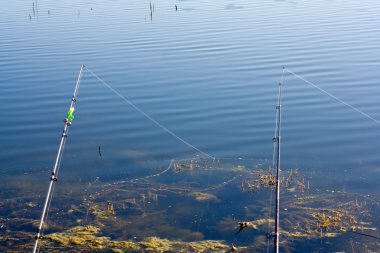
[1,0,380,251]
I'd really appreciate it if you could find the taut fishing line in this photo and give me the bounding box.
[285,68,380,126]
[84,66,215,160]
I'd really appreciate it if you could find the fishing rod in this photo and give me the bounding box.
[273,70,284,253]
[32,64,84,253]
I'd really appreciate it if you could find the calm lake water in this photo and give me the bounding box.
[1,0,380,252]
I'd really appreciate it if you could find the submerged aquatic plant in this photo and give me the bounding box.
[1,157,379,252]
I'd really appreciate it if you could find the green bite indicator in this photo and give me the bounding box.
[67,107,75,120]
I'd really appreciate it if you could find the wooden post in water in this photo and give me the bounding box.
[32,65,84,253]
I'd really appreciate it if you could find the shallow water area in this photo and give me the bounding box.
[1,157,380,252]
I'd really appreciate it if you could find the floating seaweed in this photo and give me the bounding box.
[42,225,249,252]
[240,166,305,193]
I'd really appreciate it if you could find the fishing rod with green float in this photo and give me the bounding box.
[33,64,84,253]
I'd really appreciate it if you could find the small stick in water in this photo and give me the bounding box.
[98,146,102,157]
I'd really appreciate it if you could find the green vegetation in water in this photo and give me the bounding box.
[43,225,244,252]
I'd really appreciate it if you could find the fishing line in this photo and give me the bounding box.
[202,174,242,192]
[109,160,174,186]
[86,160,174,202]
[84,66,215,160]
[217,157,262,161]
[285,68,380,125]
[349,230,380,240]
